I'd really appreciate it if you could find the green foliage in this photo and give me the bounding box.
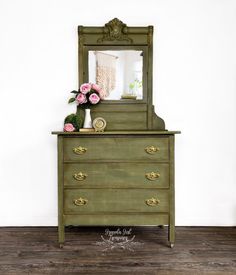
[64,113,82,131]
[129,83,135,90]
[129,79,142,91]
[68,98,76,103]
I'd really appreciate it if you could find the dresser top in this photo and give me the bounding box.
[52,131,181,135]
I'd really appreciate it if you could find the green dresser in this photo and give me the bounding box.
[52,18,180,247]
[52,131,179,247]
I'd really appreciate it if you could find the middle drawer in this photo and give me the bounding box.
[64,163,169,188]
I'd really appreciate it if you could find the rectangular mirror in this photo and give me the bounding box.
[88,50,143,100]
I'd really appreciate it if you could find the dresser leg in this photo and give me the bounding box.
[169,135,175,248]
[168,224,175,248]
[57,135,64,248]
[58,225,65,248]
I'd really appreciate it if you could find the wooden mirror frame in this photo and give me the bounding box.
[78,18,165,130]
[85,46,147,103]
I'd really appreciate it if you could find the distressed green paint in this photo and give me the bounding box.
[64,214,169,226]
[52,19,180,248]
[64,189,169,213]
[63,136,169,162]
[52,131,181,135]
[57,136,64,245]
[168,135,175,247]
[78,19,165,131]
[53,133,179,247]
[64,162,170,188]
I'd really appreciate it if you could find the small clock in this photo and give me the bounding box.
[92,117,107,132]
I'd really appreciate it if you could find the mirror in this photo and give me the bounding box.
[88,50,143,100]
[78,19,165,130]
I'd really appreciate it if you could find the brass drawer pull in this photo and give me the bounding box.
[73,146,87,155]
[145,198,160,206]
[73,172,87,181]
[74,198,88,206]
[145,172,160,181]
[145,146,159,154]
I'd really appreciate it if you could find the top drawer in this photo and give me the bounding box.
[63,137,169,161]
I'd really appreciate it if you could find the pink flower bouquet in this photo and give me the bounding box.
[68,83,104,108]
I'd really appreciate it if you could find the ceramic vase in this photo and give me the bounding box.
[83,109,92,128]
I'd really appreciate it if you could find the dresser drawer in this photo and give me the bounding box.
[64,163,169,188]
[64,189,169,213]
[63,137,169,161]
[64,213,169,226]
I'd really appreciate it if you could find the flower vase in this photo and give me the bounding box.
[83,108,92,129]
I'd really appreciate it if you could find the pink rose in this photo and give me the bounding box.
[91,83,101,92]
[91,84,105,99]
[80,83,91,94]
[76,93,87,104]
[97,89,106,100]
[89,93,100,104]
[64,123,75,132]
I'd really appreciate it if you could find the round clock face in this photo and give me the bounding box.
[92,117,106,132]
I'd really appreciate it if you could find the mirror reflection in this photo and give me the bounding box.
[89,50,143,100]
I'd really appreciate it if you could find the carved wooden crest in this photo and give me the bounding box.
[97,18,133,43]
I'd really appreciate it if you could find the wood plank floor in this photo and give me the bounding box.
[0,226,235,274]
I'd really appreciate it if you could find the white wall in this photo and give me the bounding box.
[0,0,235,226]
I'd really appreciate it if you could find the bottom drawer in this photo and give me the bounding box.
[64,189,169,213]
[64,213,169,226]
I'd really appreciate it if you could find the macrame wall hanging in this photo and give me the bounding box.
[95,51,117,97]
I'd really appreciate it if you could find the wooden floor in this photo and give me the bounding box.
[0,226,235,274]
